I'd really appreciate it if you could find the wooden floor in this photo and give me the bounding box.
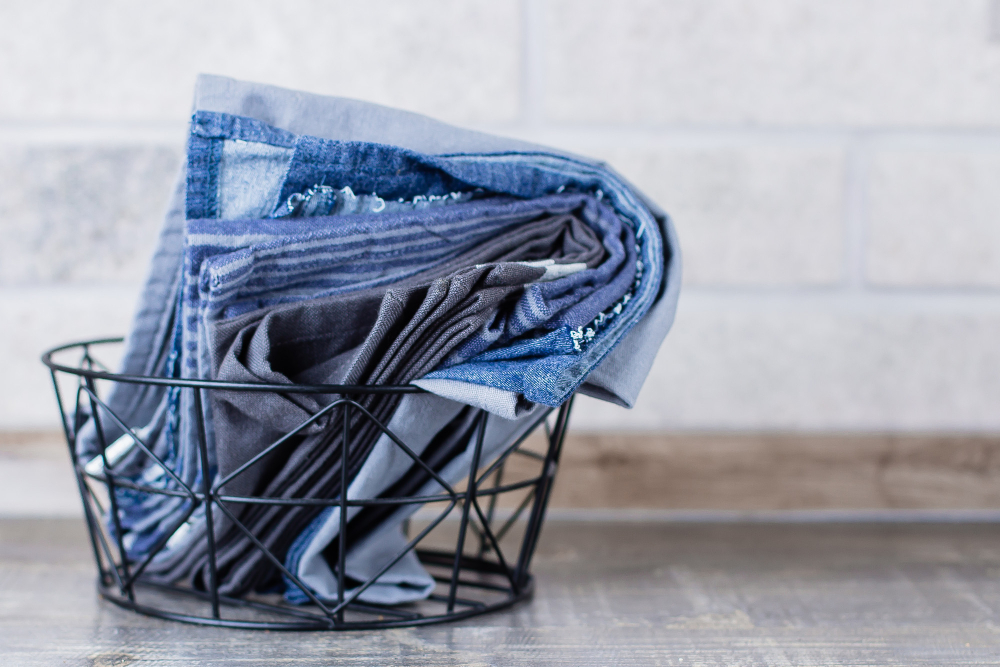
[3,519,1000,665]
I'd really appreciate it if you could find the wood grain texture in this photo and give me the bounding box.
[0,430,70,460]
[2,518,1000,665]
[516,431,1000,509]
[4,430,1000,511]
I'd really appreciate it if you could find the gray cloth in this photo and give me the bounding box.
[292,401,548,604]
[157,212,609,594]
[410,377,533,419]
[194,73,677,409]
[156,261,546,594]
[114,206,608,574]
[81,74,676,459]
[288,394,470,604]
[92,74,680,602]
[204,210,605,504]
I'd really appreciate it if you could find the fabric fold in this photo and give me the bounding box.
[78,74,681,606]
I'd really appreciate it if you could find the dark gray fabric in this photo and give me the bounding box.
[204,210,607,504]
[89,74,680,604]
[154,261,544,593]
[194,74,680,410]
[213,261,543,594]
[192,200,619,594]
[143,210,608,588]
[206,210,606,386]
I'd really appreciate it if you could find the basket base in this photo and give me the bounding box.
[96,551,535,630]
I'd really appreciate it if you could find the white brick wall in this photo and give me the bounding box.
[0,147,180,285]
[589,145,847,286]
[0,0,521,125]
[572,293,1000,431]
[1,0,999,432]
[543,0,1000,126]
[868,146,1000,287]
[2,287,137,426]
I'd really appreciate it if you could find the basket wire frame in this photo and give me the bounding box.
[43,338,573,630]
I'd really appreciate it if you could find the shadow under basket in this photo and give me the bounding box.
[42,338,574,630]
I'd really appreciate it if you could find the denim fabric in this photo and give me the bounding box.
[176,202,604,502]
[175,197,594,531]
[156,261,553,594]
[153,184,625,568]
[184,194,602,346]
[139,208,603,570]
[290,402,551,604]
[79,75,680,601]
[73,169,186,461]
[87,75,674,460]
[285,401,547,605]
[410,378,534,420]
[191,216,601,597]
[112,187,600,563]
[97,74,678,450]
[281,392,466,604]
[182,110,660,408]
[184,197,612,413]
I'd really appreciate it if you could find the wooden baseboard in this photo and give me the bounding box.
[536,432,1000,510]
[4,430,1000,510]
[0,431,69,461]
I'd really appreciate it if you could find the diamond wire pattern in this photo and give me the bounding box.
[43,338,573,630]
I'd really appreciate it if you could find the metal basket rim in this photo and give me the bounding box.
[42,338,425,395]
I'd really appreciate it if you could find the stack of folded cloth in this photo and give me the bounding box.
[76,75,681,605]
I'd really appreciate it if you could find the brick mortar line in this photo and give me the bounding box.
[677,288,1000,313]
[0,122,187,145]
[490,124,1000,139]
[0,285,141,296]
[843,133,871,290]
[4,121,1000,148]
[477,124,1000,147]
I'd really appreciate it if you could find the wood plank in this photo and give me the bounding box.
[3,518,1000,665]
[5,430,1000,510]
[510,432,1000,510]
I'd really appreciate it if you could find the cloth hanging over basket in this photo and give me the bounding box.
[70,75,681,608]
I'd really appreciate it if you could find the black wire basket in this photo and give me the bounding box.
[42,337,573,630]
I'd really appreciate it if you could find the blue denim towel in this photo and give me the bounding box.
[76,75,681,603]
